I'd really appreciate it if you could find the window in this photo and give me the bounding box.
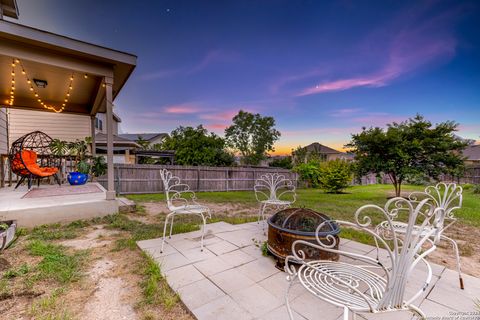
[95,118,103,131]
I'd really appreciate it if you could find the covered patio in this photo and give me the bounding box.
[0,11,136,225]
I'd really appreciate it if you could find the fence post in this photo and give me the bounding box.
[225,169,229,191]
[196,168,200,191]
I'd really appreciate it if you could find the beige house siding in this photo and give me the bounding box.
[7,108,91,145]
[0,108,7,154]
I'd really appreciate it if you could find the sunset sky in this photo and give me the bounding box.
[14,0,480,154]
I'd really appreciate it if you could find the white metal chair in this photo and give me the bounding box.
[159,169,211,253]
[254,173,296,226]
[285,197,438,320]
[375,182,464,289]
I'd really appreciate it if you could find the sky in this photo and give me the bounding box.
[13,0,480,154]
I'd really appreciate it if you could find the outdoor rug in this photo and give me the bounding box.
[22,184,103,199]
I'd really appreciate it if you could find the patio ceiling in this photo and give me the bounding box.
[0,19,136,115]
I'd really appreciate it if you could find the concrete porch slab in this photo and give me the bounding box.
[0,183,119,227]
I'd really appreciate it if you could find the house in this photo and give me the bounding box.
[463,144,480,165]
[293,142,353,163]
[119,132,168,147]
[0,0,136,214]
[93,113,139,164]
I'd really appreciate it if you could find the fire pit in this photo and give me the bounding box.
[267,207,340,269]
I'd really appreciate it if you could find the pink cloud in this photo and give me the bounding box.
[163,104,202,114]
[296,6,459,96]
[200,110,238,121]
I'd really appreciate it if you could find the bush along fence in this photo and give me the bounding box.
[97,164,298,194]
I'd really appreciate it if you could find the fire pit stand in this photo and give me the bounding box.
[267,207,340,270]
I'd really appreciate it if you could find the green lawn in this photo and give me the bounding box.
[127,184,480,227]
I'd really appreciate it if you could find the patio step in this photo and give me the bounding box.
[117,197,136,213]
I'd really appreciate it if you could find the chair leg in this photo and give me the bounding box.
[257,203,266,224]
[343,306,349,320]
[441,234,464,289]
[37,178,40,187]
[285,274,297,320]
[200,213,207,252]
[14,176,25,189]
[161,213,173,253]
[53,173,61,186]
[169,215,175,239]
[27,175,32,190]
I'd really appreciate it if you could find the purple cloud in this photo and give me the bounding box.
[295,4,460,96]
[140,49,239,80]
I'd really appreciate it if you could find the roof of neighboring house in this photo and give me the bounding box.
[463,144,480,161]
[94,133,140,148]
[302,142,342,154]
[119,133,168,142]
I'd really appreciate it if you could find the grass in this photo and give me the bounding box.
[29,287,73,320]
[129,184,480,226]
[100,214,199,251]
[139,253,178,309]
[29,220,91,241]
[26,240,88,284]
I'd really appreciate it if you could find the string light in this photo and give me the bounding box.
[7,59,15,106]
[10,58,76,113]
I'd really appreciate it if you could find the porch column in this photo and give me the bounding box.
[105,77,115,200]
[90,115,96,157]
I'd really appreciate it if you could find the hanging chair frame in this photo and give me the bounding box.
[8,131,62,189]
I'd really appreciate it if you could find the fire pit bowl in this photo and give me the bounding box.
[267,207,340,269]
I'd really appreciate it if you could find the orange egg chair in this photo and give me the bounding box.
[8,131,61,189]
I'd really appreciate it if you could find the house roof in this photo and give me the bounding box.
[0,19,136,115]
[463,144,480,161]
[302,142,342,154]
[95,133,140,148]
[119,133,168,142]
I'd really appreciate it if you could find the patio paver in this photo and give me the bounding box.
[138,221,479,320]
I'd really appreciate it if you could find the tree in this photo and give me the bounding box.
[162,125,234,166]
[224,110,280,165]
[346,115,468,197]
[269,156,293,169]
[318,160,352,193]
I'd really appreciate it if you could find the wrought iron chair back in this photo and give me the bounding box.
[286,197,438,318]
[159,169,199,211]
[408,182,462,240]
[254,173,296,203]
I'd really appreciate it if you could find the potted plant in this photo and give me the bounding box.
[91,156,107,180]
[0,220,17,251]
[67,139,90,185]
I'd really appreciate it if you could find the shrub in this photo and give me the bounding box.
[293,161,321,188]
[318,160,352,193]
[473,184,480,194]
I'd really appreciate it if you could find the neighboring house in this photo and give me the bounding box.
[119,133,168,147]
[463,144,480,165]
[94,112,139,164]
[293,142,353,162]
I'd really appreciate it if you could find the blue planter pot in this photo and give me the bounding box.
[67,172,89,185]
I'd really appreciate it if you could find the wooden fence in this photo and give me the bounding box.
[440,166,480,184]
[97,164,298,194]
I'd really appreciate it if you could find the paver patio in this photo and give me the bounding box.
[137,221,480,320]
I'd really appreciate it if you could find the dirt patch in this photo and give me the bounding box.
[142,201,258,219]
[61,226,115,250]
[427,224,480,278]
